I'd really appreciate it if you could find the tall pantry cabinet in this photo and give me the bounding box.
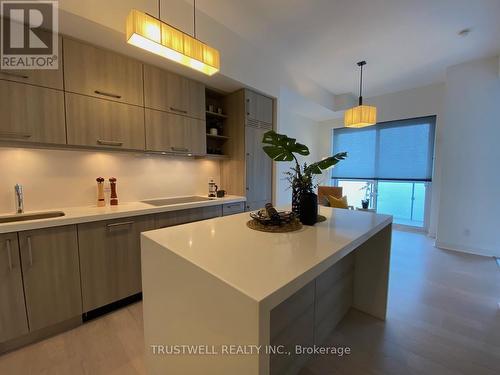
[221,89,274,211]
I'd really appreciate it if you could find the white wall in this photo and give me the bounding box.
[0,148,219,213]
[318,83,445,237]
[274,107,325,207]
[436,56,500,257]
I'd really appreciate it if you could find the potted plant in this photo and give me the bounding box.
[360,182,373,209]
[262,131,347,225]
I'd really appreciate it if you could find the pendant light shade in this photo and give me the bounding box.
[344,61,377,128]
[344,105,377,128]
[126,9,220,76]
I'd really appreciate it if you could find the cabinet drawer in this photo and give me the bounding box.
[222,202,245,216]
[65,93,145,150]
[156,206,222,229]
[0,233,28,343]
[145,109,206,155]
[0,80,66,144]
[144,65,205,120]
[78,215,155,312]
[63,38,143,106]
[0,37,63,90]
[18,226,81,331]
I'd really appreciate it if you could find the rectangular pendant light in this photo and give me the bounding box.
[344,105,377,128]
[126,9,220,76]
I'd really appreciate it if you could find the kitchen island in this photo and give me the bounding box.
[141,207,392,375]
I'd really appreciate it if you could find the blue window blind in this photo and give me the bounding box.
[332,116,436,181]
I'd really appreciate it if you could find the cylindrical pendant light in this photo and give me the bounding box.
[344,61,377,128]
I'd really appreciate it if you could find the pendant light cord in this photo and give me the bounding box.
[158,0,161,19]
[359,64,363,105]
[357,61,366,106]
[193,0,197,38]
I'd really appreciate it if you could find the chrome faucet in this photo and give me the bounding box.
[14,184,24,214]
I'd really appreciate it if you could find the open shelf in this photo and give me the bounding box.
[198,153,229,160]
[206,111,228,119]
[206,134,229,140]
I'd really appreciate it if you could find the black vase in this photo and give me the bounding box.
[299,192,318,226]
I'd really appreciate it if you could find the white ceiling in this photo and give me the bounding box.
[196,0,500,97]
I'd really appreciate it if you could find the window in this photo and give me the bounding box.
[332,116,436,229]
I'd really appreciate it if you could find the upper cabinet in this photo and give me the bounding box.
[144,65,205,120]
[65,93,145,151]
[0,80,66,144]
[145,109,206,155]
[63,38,144,106]
[0,36,63,90]
[245,90,273,127]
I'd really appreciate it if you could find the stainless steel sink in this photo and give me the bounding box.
[142,196,215,207]
[0,211,65,224]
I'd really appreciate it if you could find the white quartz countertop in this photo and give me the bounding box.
[0,195,245,234]
[142,206,392,305]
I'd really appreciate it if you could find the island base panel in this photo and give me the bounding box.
[269,224,391,374]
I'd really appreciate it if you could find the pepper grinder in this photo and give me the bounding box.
[109,177,118,206]
[96,177,105,207]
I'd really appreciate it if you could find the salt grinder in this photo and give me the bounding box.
[96,177,105,207]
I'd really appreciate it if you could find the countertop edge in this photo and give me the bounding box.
[0,196,246,234]
[142,212,393,308]
[259,217,393,309]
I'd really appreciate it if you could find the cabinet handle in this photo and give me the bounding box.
[0,72,29,79]
[27,236,33,267]
[169,107,188,114]
[0,131,31,139]
[106,221,134,229]
[97,139,123,147]
[94,90,121,99]
[6,239,13,271]
[171,147,189,153]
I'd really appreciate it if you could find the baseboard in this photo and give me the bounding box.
[0,316,82,355]
[435,241,498,258]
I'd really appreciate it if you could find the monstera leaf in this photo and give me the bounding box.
[262,130,310,162]
[304,152,348,175]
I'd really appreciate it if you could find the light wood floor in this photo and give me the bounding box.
[0,230,498,375]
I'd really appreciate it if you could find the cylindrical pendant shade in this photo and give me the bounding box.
[344,105,377,128]
[126,9,220,76]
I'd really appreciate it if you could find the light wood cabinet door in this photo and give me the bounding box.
[18,226,82,332]
[144,65,205,119]
[156,206,222,229]
[245,90,259,124]
[0,233,28,343]
[65,93,145,150]
[78,215,155,312]
[0,80,65,144]
[63,38,143,106]
[145,109,206,155]
[257,94,273,126]
[245,126,272,205]
[245,90,273,126]
[0,36,63,89]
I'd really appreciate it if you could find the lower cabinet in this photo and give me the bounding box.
[156,205,222,228]
[0,233,28,343]
[77,215,155,312]
[222,202,245,216]
[18,226,82,332]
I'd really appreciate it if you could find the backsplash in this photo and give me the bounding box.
[0,147,220,213]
